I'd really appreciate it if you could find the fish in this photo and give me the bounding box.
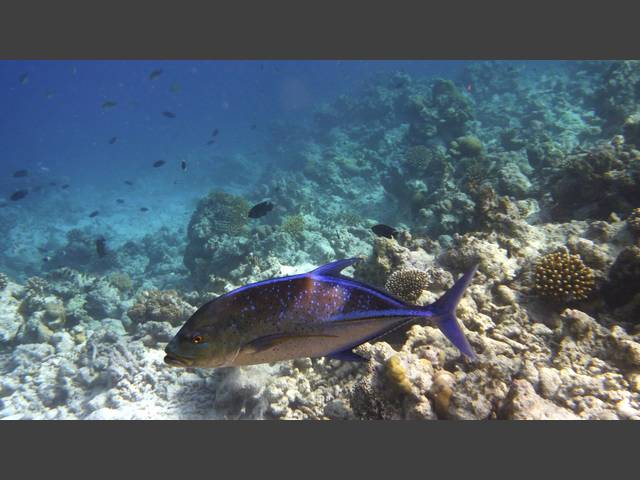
[371,224,399,239]
[149,69,163,80]
[116,199,125,204]
[206,140,216,146]
[250,124,257,130]
[12,170,29,178]
[164,258,478,368]
[162,111,176,118]
[124,180,134,186]
[211,128,219,137]
[49,182,57,186]
[10,190,28,201]
[153,160,166,168]
[181,160,187,171]
[95,237,107,258]
[102,100,117,109]
[43,256,51,263]
[19,73,29,84]
[109,137,117,144]
[248,200,274,219]
[89,210,100,218]
[140,207,149,212]
[61,184,70,189]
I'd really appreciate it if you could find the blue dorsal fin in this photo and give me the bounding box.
[310,258,362,278]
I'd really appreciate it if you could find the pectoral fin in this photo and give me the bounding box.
[243,333,338,354]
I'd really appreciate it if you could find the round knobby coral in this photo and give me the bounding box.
[534,251,595,302]
[281,214,305,237]
[385,268,429,303]
[405,145,433,172]
[627,207,640,233]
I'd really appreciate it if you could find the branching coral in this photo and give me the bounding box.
[451,135,483,157]
[385,268,429,303]
[627,208,640,233]
[281,214,305,237]
[128,290,195,327]
[108,272,133,292]
[534,251,595,302]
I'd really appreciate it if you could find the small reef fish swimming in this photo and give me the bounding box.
[61,184,70,189]
[165,258,478,368]
[149,69,163,80]
[116,199,125,204]
[89,210,100,218]
[124,180,134,186]
[95,237,107,258]
[211,128,219,137]
[102,100,117,110]
[248,200,274,219]
[12,170,29,178]
[19,73,29,84]
[140,207,149,212]
[181,160,187,171]
[371,224,399,239]
[109,137,117,145]
[10,190,28,201]
[153,160,166,168]
[162,111,176,118]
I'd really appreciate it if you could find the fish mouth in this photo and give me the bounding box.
[164,353,195,368]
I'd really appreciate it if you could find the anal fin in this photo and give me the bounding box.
[327,350,367,362]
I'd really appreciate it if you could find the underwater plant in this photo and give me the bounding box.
[385,268,429,303]
[534,251,594,302]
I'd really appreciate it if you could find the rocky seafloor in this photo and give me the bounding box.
[1,60,640,419]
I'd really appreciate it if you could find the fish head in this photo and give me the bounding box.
[164,303,240,368]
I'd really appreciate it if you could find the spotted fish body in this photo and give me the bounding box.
[164,259,478,368]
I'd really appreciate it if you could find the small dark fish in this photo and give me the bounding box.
[153,160,166,168]
[116,199,125,204]
[371,224,399,239]
[250,124,257,130]
[181,160,187,171]
[149,69,163,80]
[162,111,176,118]
[109,137,117,145]
[206,140,216,146]
[37,246,48,253]
[61,184,70,189]
[248,200,274,219]
[95,237,107,258]
[43,256,51,263]
[102,100,117,109]
[49,181,57,187]
[89,210,100,218]
[140,207,149,212]
[211,128,219,137]
[19,73,29,84]
[164,258,479,368]
[10,190,28,201]
[12,170,29,178]
[124,180,134,186]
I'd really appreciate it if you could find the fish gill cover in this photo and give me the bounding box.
[0,60,640,420]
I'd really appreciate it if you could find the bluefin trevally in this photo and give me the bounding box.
[164,258,478,368]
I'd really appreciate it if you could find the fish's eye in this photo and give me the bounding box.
[191,335,203,344]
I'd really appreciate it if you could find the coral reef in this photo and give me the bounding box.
[127,290,195,327]
[0,273,7,290]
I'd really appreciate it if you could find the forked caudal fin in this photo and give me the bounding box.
[430,264,479,360]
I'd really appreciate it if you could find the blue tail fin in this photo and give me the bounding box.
[430,264,479,360]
